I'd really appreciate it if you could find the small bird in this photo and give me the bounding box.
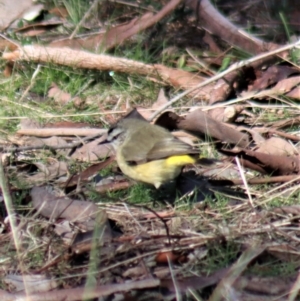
[106,118,199,188]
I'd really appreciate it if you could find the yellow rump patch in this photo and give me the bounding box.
[165,155,196,166]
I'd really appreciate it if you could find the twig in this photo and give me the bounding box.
[2,96,57,118]
[235,157,254,208]
[288,270,300,301]
[148,39,300,121]
[1,131,107,153]
[188,0,280,55]
[0,110,127,120]
[1,279,160,301]
[210,175,300,186]
[16,128,107,137]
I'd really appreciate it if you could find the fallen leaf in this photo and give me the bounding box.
[220,148,300,175]
[4,274,57,293]
[30,186,111,234]
[0,0,32,30]
[155,110,249,147]
[209,78,232,104]
[17,159,68,186]
[138,88,169,120]
[271,75,300,94]
[64,157,115,187]
[48,83,71,105]
[250,65,298,91]
[207,105,244,123]
[255,137,296,156]
[242,128,265,145]
[54,220,76,245]
[14,20,63,37]
[267,243,300,262]
[286,86,300,99]
[19,118,41,129]
[71,138,113,162]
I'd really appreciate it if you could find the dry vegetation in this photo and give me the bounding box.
[0,0,300,300]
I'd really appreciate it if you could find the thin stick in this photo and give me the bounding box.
[235,157,254,208]
[1,131,107,152]
[148,39,300,121]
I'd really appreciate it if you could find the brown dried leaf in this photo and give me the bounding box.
[4,274,58,293]
[71,138,113,162]
[48,83,71,105]
[17,159,68,185]
[286,86,300,99]
[14,20,63,36]
[49,14,153,51]
[274,205,300,215]
[267,243,300,262]
[0,39,18,52]
[242,128,265,145]
[234,270,296,294]
[209,78,232,104]
[153,64,209,100]
[172,131,196,146]
[19,118,41,129]
[207,105,244,123]
[3,62,14,77]
[30,186,111,234]
[65,157,115,187]
[49,0,181,52]
[8,135,68,155]
[250,65,298,91]
[0,0,32,30]
[156,110,249,147]
[220,148,300,175]
[271,75,300,94]
[152,88,169,109]
[255,137,296,156]
[54,220,74,245]
[138,88,169,120]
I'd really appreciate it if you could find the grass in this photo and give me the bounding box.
[0,63,161,130]
[204,241,241,271]
[249,259,298,277]
[60,0,90,26]
[126,183,153,204]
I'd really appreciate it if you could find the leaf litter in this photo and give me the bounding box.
[0,0,300,300]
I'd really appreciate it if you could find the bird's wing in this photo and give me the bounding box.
[121,125,198,163]
[120,129,156,163]
[146,137,198,161]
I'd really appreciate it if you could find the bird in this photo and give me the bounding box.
[106,118,199,188]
